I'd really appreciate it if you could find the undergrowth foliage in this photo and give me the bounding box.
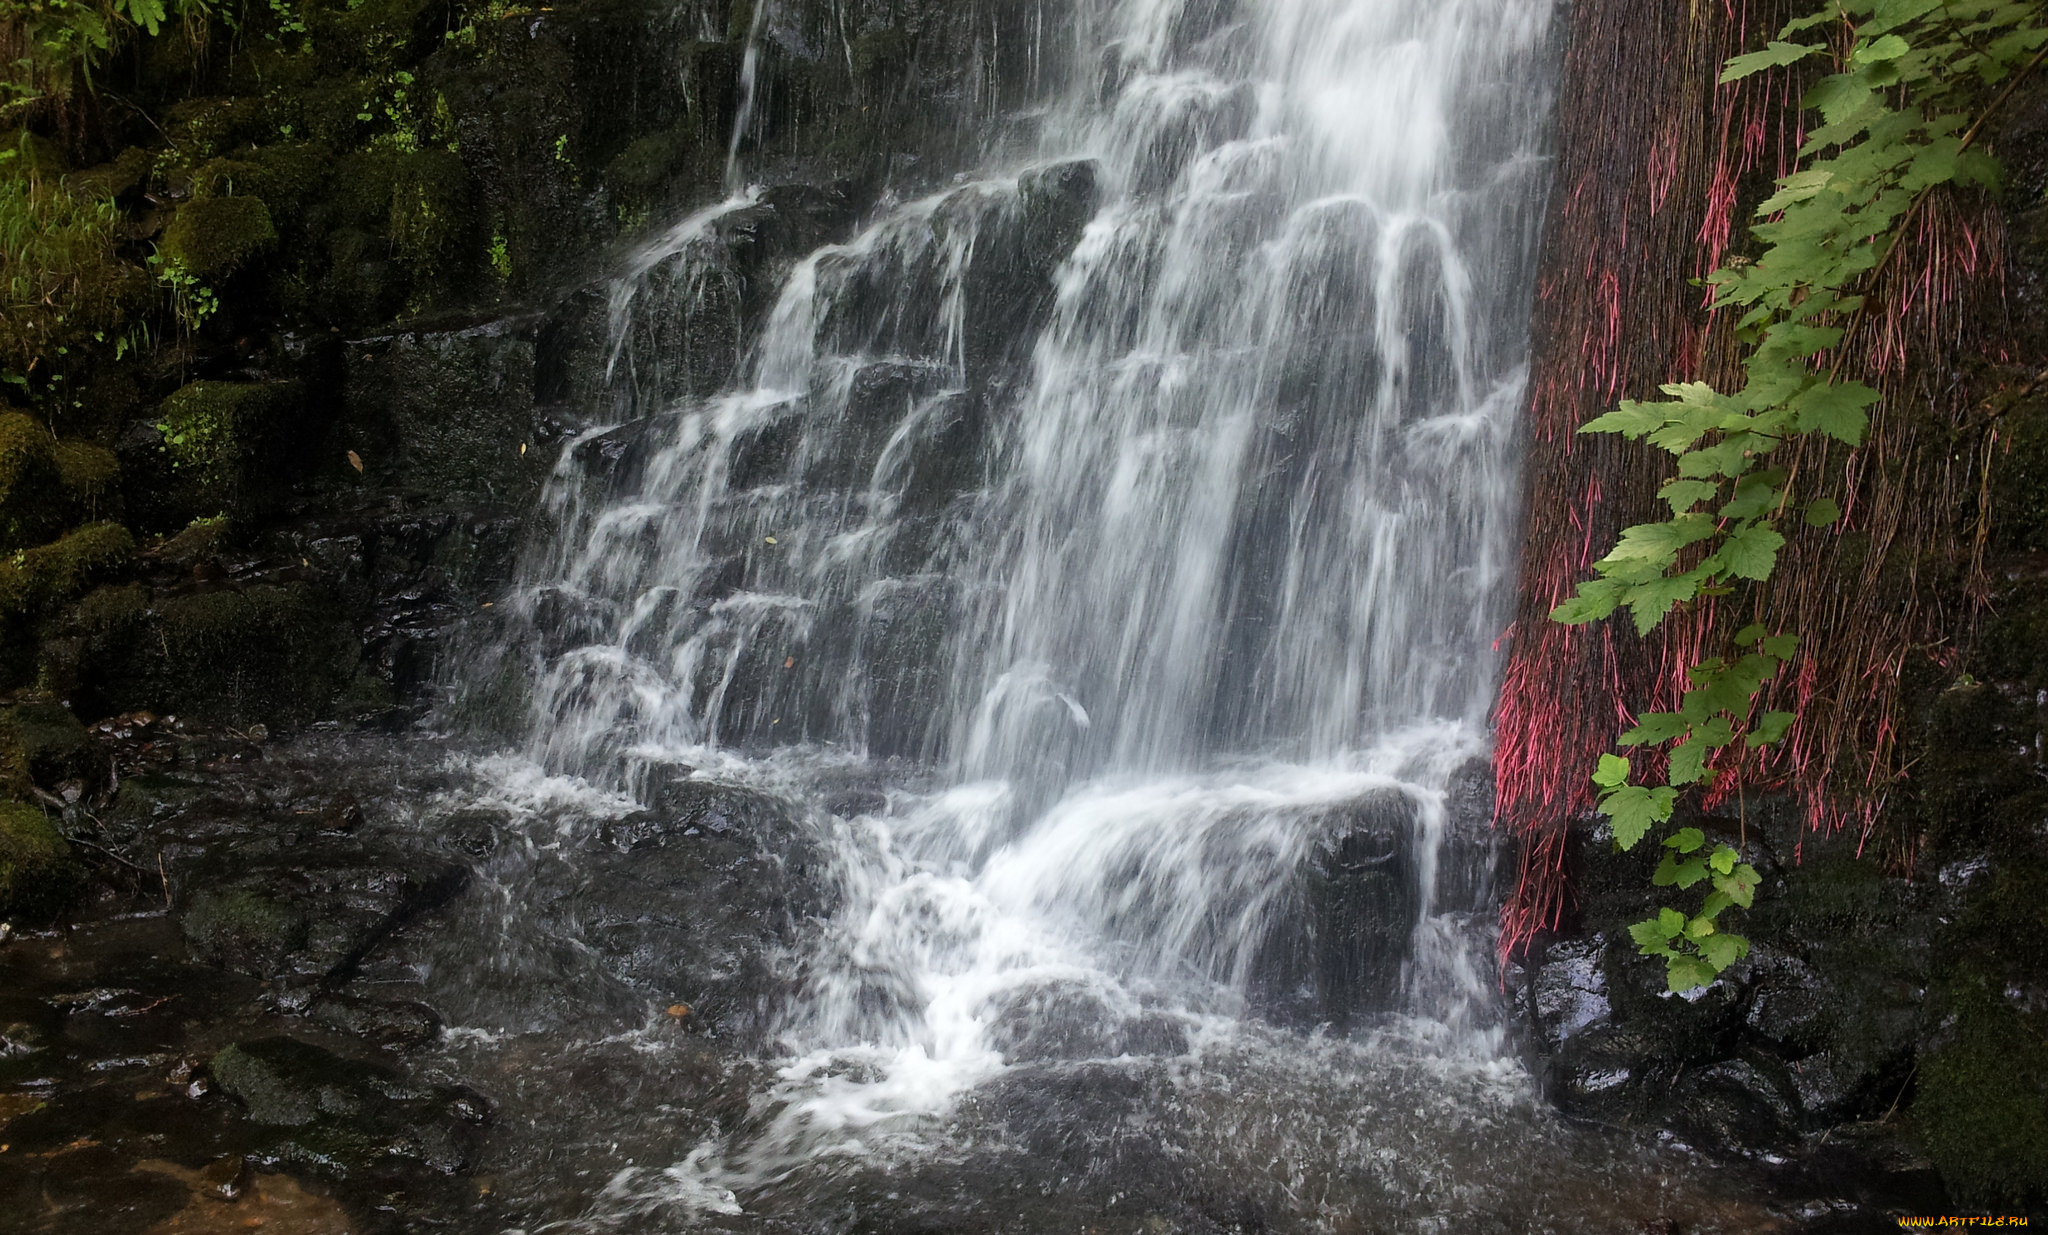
[1552,0,2048,992]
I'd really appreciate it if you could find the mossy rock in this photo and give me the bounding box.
[0,522,136,631]
[1914,980,2048,1206]
[194,143,330,226]
[0,703,104,793]
[183,888,310,977]
[160,195,278,281]
[154,380,294,515]
[52,440,120,517]
[0,801,85,924]
[387,148,480,306]
[77,582,355,729]
[0,412,63,553]
[65,146,154,201]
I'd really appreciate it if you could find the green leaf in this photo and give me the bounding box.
[1854,33,1912,62]
[1667,954,1719,992]
[1748,710,1795,746]
[1697,932,1749,971]
[1602,516,1718,570]
[1734,623,1768,645]
[1664,828,1707,854]
[1602,784,1678,850]
[1719,472,1788,520]
[1668,737,1714,786]
[1657,907,1687,938]
[1653,853,1711,889]
[1804,497,1843,526]
[1624,574,1701,635]
[1630,917,1679,957]
[1762,633,1799,660]
[1758,168,1835,214]
[1713,865,1761,909]
[1683,914,1717,940]
[1718,523,1786,582]
[1580,402,1671,438]
[1722,40,1825,81]
[1619,711,1689,746]
[1709,844,1739,875]
[1791,381,1878,445]
[1592,752,1632,788]
[1659,479,1722,514]
[1551,579,1624,625]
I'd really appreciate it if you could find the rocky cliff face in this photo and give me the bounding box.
[0,0,1068,745]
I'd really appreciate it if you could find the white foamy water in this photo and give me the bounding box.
[471,0,1558,1219]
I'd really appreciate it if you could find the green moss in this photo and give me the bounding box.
[155,380,290,512]
[160,195,278,281]
[0,522,136,632]
[603,126,695,198]
[183,888,310,974]
[0,412,62,553]
[163,97,272,162]
[1914,979,2048,1206]
[52,439,119,516]
[79,582,354,728]
[65,147,154,201]
[387,148,478,306]
[194,143,330,226]
[0,703,99,792]
[0,801,84,924]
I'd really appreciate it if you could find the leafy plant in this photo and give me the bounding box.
[1552,0,2048,992]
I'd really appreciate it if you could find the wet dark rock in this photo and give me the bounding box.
[307,993,444,1050]
[210,1036,490,1175]
[583,779,827,1039]
[182,887,311,977]
[0,703,109,795]
[1249,790,1419,1029]
[342,315,552,504]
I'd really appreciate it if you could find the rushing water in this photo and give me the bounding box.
[466,0,1568,1223]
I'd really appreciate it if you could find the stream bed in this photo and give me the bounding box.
[0,726,1941,1234]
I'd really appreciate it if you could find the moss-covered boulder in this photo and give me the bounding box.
[52,439,120,519]
[0,703,106,794]
[0,412,63,553]
[74,582,356,729]
[0,801,84,923]
[159,195,278,281]
[0,521,136,640]
[1913,978,2048,1206]
[183,888,311,977]
[153,380,298,517]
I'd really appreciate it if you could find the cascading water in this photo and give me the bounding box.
[470,0,1562,1221]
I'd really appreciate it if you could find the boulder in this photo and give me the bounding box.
[0,802,85,924]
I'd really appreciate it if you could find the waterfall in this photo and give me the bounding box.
[478,0,1555,1209]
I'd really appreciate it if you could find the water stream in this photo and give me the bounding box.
[458,0,1597,1224]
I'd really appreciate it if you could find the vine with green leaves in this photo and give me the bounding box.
[1552,0,2048,992]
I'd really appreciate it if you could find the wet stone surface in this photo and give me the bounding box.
[0,728,820,1234]
[0,727,2004,1233]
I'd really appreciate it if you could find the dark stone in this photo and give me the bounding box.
[0,703,109,794]
[1248,790,1419,1029]
[341,315,550,503]
[182,887,311,977]
[209,1036,490,1176]
[582,779,828,1040]
[308,993,444,1051]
